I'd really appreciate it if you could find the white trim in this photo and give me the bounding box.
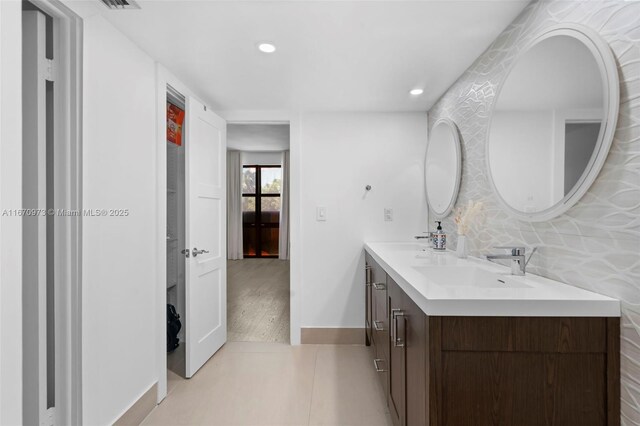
[486,23,620,222]
[0,1,24,424]
[425,118,462,219]
[220,110,301,346]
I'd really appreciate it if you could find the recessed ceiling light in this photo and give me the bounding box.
[410,88,424,96]
[258,43,276,53]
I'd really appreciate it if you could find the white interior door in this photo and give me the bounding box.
[185,97,227,377]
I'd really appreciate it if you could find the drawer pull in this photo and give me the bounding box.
[373,358,387,372]
[373,320,384,331]
[373,282,386,291]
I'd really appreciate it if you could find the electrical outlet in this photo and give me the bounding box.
[384,208,393,222]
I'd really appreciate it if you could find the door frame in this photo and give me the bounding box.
[223,111,301,348]
[155,65,221,402]
[0,2,25,424]
[21,1,83,424]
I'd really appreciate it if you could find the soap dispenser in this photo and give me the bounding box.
[434,221,446,250]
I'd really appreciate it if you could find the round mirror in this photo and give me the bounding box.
[425,118,462,218]
[487,25,619,221]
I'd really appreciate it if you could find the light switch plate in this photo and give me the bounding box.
[316,206,327,221]
[384,208,393,222]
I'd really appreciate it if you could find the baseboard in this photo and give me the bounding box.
[114,382,158,426]
[301,327,365,344]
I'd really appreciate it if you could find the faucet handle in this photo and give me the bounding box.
[493,246,525,255]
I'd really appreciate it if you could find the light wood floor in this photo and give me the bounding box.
[145,342,392,426]
[227,258,290,343]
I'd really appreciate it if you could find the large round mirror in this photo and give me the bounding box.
[487,25,619,221]
[425,118,461,218]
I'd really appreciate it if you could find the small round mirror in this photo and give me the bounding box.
[487,25,619,221]
[425,118,462,218]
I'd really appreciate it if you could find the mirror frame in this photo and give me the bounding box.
[486,24,619,222]
[425,118,462,219]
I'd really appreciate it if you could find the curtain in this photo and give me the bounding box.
[227,151,243,259]
[278,150,290,260]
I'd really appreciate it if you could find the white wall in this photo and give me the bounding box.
[0,1,23,424]
[300,112,428,328]
[241,151,283,166]
[227,124,289,151]
[81,15,157,425]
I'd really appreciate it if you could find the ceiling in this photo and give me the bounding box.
[83,0,529,112]
[228,124,290,151]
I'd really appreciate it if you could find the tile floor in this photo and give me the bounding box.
[143,342,392,426]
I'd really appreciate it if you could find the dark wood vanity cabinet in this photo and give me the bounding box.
[364,254,620,426]
[366,253,390,393]
[388,276,427,426]
[366,255,427,426]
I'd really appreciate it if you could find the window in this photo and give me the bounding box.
[242,165,281,257]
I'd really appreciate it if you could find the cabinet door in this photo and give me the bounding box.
[403,289,427,426]
[388,278,406,426]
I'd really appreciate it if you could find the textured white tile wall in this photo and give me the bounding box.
[427,1,640,423]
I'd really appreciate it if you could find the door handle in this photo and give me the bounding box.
[373,320,384,331]
[192,247,210,257]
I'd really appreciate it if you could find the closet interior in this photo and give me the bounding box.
[166,85,186,378]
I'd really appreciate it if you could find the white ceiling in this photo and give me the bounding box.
[228,124,290,151]
[84,0,529,112]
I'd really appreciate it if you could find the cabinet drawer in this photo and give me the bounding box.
[442,317,607,353]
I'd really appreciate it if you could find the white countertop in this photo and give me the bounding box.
[365,241,620,317]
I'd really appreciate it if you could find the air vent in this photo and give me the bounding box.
[100,0,140,10]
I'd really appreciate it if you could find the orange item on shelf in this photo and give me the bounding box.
[167,102,185,146]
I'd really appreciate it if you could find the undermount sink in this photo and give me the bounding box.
[412,265,532,289]
[386,243,430,251]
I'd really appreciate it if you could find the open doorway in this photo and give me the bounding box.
[165,85,187,382]
[227,123,290,343]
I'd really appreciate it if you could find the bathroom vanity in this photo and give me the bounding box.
[364,242,620,426]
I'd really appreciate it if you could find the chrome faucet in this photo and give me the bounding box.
[486,246,537,276]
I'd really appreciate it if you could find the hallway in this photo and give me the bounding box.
[144,342,391,425]
[227,259,290,343]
